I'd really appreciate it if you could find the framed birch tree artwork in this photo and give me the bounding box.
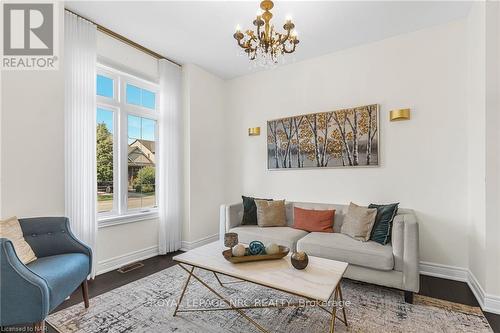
[267,104,379,169]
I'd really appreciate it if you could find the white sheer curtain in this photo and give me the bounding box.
[158,59,183,254]
[64,12,98,277]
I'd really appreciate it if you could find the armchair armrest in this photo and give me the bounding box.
[219,203,244,245]
[19,217,92,274]
[0,239,50,326]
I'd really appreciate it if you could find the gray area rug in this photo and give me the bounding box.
[48,265,492,333]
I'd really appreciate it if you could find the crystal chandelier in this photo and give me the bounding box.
[233,0,299,67]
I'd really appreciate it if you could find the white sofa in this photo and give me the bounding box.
[219,201,419,303]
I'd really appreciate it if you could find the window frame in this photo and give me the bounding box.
[96,104,119,218]
[96,64,160,227]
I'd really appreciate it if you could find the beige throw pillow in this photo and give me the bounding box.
[341,203,377,241]
[0,216,37,264]
[255,199,287,227]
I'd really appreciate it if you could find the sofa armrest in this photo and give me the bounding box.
[392,211,420,292]
[0,239,50,326]
[19,217,92,274]
[219,203,244,244]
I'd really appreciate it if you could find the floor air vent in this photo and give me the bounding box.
[117,261,144,273]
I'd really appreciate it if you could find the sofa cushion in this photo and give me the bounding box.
[293,207,335,233]
[296,232,394,271]
[241,196,272,225]
[340,202,377,241]
[27,253,89,311]
[369,203,399,245]
[255,200,287,227]
[229,226,308,251]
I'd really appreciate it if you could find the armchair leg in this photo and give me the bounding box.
[34,320,45,332]
[404,291,414,304]
[81,280,89,308]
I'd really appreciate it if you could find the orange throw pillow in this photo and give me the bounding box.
[293,207,335,233]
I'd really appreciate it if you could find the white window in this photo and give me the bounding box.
[96,65,159,224]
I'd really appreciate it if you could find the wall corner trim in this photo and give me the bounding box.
[420,261,500,314]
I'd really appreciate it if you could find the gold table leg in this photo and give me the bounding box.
[177,264,270,333]
[213,271,224,287]
[213,271,246,286]
[173,265,194,316]
[330,283,348,332]
[338,284,348,327]
[330,286,339,333]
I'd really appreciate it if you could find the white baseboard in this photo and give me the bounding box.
[181,233,219,251]
[95,234,219,275]
[419,261,469,282]
[420,261,500,314]
[96,245,159,275]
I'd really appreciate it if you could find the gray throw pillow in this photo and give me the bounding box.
[341,202,377,241]
[255,199,287,227]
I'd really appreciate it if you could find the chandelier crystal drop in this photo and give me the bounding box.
[233,0,299,67]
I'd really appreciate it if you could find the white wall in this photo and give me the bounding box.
[226,20,469,268]
[1,69,65,217]
[182,64,226,246]
[1,6,65,218]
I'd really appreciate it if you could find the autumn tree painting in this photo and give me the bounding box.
[267,104,379,169]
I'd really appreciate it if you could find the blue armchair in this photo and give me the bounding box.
[1,217,92,330]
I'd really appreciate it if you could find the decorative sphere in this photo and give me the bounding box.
[265,243,280,255]
[232,244,246,257]
[291,251,309,270]
[249,241,265,255]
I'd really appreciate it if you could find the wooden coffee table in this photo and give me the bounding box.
[173,242,348,333]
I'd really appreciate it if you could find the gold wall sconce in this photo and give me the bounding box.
[248,127,261,136]
[390,108,411,121]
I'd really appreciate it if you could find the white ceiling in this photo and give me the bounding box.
[66,1,472,79]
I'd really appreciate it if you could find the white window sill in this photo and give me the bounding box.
[98,211,159,228]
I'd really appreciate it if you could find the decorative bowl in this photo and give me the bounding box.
[222,245,289,264]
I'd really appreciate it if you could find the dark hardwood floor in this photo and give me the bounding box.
[3,253,499,333]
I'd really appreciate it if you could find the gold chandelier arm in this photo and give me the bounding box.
[235,33,257,51]
[283,41,298,54]
[256,24,264,44]
[236,38,247,49]
[277,30,291,46]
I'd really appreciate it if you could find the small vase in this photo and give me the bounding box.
[224,233,239,249]
[291,251,309,270]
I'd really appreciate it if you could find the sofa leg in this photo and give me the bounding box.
[34,320,45,332]
[404,291,414,304]
[81,280,89,308]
